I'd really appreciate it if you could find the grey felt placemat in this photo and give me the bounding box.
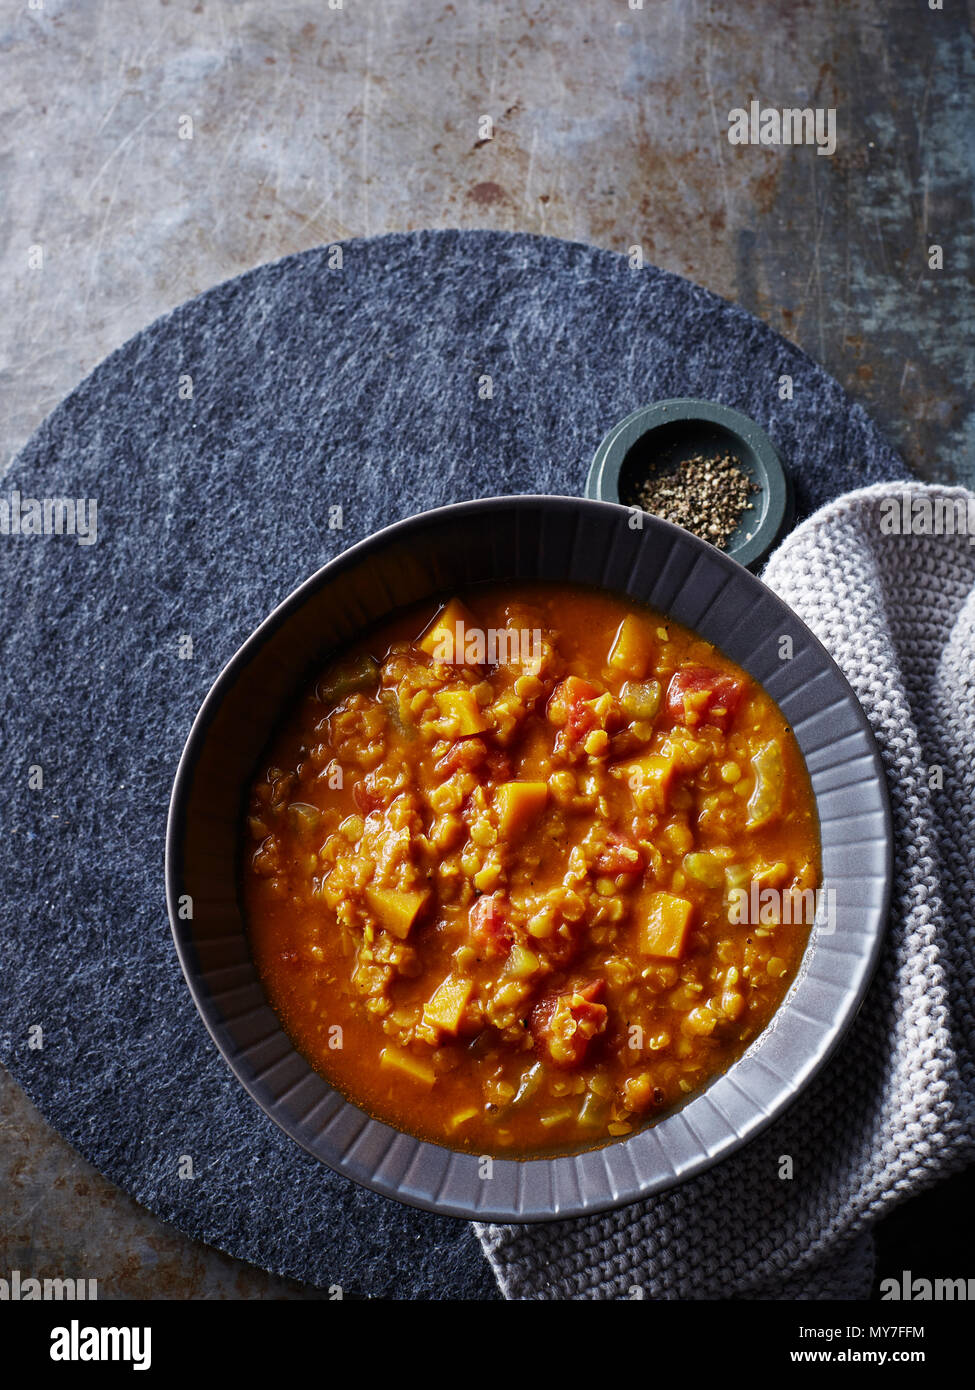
[0,230,907,1298]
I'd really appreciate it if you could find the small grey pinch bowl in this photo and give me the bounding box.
[166,495,892,1223]
[586,399,794,572]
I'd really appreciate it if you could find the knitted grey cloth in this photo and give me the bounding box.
[476,481,975,1300]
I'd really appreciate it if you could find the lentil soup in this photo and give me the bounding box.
[244,584,820,1156]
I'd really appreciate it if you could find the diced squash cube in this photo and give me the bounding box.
[421,973,473,1036]
[608,615,654,679]
[495,781,548,838]
[434,687,489,735]
[638,891,694,959]
[365,886,429,939]
[617,753,675,813]
[379,1045,436,1087]
[419,598,478,663]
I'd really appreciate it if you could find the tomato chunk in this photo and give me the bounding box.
[468,894,513,958]
[352,780,383,813]
[530,979,608,1068]
[484,747,513,781]
[548,676,601,754]
[592,831,644,875]
[665,666,745,733]
[435,737,487,777]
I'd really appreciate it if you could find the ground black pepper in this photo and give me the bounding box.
[628,451,758,550]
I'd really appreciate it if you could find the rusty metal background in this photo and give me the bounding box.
[1,0,972,1298]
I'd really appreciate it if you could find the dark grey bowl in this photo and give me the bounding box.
[166,496,892,1222]
[586,399,794,571]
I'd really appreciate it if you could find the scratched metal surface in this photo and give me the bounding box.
[1,0,972,1299]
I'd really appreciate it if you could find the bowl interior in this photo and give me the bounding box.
[167,496,891,1221]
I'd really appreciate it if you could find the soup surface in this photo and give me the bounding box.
[244,584,820,1156]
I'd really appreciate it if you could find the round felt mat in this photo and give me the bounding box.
[0,230,907,1298]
